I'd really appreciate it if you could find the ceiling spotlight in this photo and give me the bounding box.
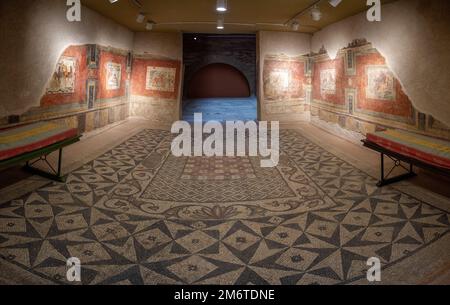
[216,0,227,12]
[136,13,145,23]
[109,0,119,3]
[291,22,300,31]
[328,0,343,7]
[311,5,322,21]
[146,21,155,30]
[217,16,224,30]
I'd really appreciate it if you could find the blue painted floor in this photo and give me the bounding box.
[182,97,257,123]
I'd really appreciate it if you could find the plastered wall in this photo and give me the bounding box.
[0,43,131,134]
[130,33,183,127]
[1,0,449,139]
[0,0,134,129]
[311,0,450,129]
[310,40,450,143]
[258,31,312,122]
[0,2,184,131]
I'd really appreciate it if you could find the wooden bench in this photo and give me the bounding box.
[362,129,450,187]
[0,122,80,182]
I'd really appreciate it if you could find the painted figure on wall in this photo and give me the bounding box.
[366,66,395,101]
[106,62,122,90]
[263,57,304,101]
[47,56,76,94]
[320,69,336,95]
[146,66,176,93]
[266,69,290,98]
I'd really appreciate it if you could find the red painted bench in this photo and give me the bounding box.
[0,122,80,181]
[362,129,450,187]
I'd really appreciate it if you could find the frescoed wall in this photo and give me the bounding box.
[128,32,183,127]
[311,0,450,129]
[130,55,182,125]
[310,41,450,141]
[262,54,311,120]
[257,31,312,122]
[0,44,131,134]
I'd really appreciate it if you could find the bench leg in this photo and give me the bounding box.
[377,153,417,187]
[24,148,65,182]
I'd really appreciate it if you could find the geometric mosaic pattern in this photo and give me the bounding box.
[181,157,257,181]
[0,129,449,284]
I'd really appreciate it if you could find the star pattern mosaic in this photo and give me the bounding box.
[0,129,449,285]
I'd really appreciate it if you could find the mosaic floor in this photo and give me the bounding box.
[0,129,449,285]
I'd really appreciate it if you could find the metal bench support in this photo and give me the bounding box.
[1,136,80,183]
[377,152,417,187]
[24,148,65,182]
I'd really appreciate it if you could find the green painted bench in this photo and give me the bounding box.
[0,122,80,182]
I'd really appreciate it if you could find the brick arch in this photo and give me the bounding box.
[183,55,255,98]
[186,63,251,99]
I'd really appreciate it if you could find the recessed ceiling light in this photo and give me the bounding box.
[216,0,227,12]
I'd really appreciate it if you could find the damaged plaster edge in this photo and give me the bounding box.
[310,0,450,127]
[310,116,365,146]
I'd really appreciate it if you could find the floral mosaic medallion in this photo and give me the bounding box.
[0,129,449,285]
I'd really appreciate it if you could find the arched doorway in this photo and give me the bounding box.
[183,63,257,122]
[187,63,251,98]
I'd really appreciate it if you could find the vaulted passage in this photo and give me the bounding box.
[182,34,257,122]
[187,63,251,99]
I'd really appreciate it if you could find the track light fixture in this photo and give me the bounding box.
[136,13,145,23]
[291,22,300,31]
[311,5,322,21]
[146,21,155,30]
